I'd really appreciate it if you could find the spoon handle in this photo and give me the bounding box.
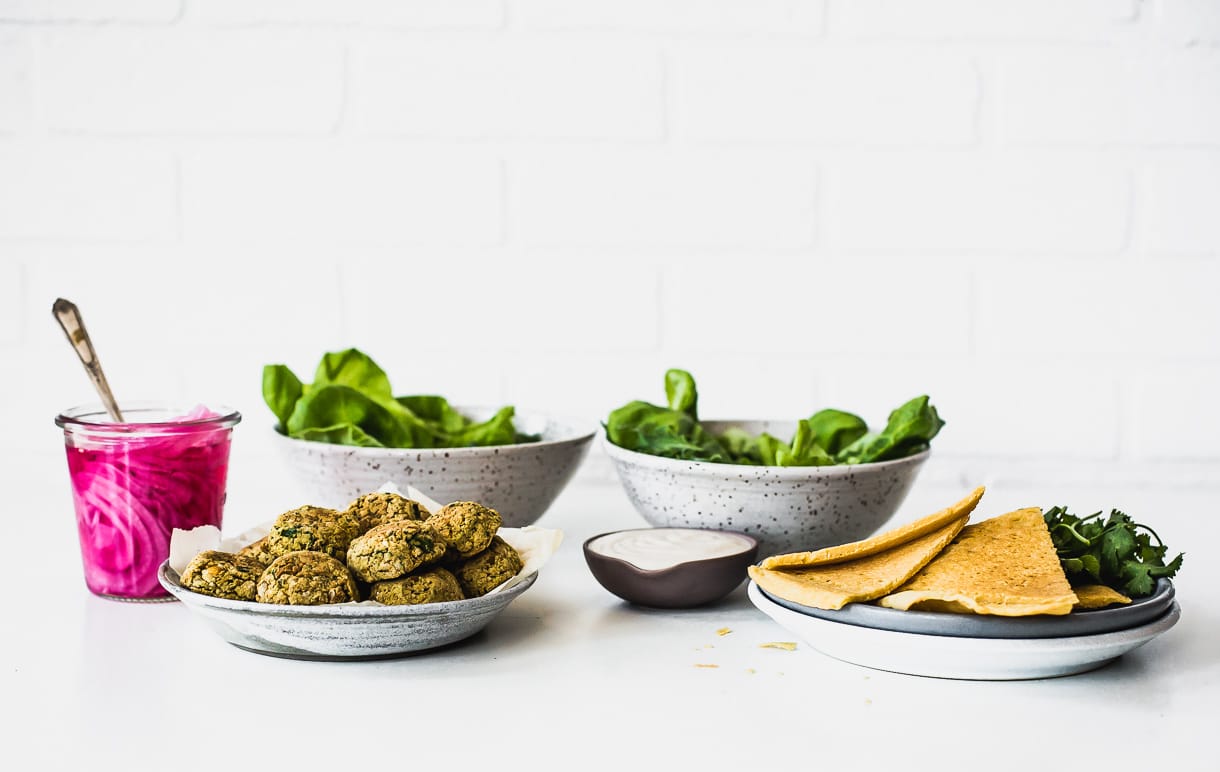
[52,298,125,423]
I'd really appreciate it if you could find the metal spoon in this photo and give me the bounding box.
[52,298,125,423]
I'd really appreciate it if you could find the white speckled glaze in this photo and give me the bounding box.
[159,561,539,660]
[271,408,595,527]
[603,420,930,559]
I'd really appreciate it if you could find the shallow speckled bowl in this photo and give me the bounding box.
[272,407,595,527]
[603,420,930,559]
[583,528,759,609]
[159,561,539,660]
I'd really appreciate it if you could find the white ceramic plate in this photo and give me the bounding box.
[748,581,1181,680]
[161,562,538,661]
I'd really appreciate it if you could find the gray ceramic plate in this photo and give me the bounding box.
[159,561,539,660]
[758,579,1174,639]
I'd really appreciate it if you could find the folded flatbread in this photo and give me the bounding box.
[1072,584,1131,610]
[758,486,985,570]
[748,515,968,611]
[878,507,1077,617]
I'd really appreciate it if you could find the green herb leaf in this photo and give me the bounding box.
[804,409,868,456]
[313,348,393,400]
[664,368,699,419]
[263,348,534,449]
[1042,505,1183,598]
[262,364,303,431]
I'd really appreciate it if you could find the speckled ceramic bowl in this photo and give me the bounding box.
[271,407,595,527]
[603,420,930,559]
[159,561,539,660]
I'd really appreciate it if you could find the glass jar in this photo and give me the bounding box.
[55,403,241,601]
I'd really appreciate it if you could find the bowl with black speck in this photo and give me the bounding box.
[601,420,930,559]
[272,407,596,527]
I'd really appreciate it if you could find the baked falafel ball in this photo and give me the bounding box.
[455,536,523,598]
[256,551,360,605]
[345,492,430,533]
[346,520,447,582]
[265,505,361,564]
[369,567,465,605]
[179,550,265,601]
[428,501,502,558]
[236,535,275,567]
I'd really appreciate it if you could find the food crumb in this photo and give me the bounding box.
[716,627,732,636]
[695,663,719,669]
[760,641,797,651]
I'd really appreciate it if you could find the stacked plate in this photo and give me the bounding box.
[748,579,1180,680]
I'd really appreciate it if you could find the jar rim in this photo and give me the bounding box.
[55,401,242,432]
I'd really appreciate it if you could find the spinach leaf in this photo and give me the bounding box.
[605,400,727,462]
[774,420,835,466]
[448,406,519,447]
[262,364,303,430]
[262,348,537,449]
[805,409,868,456]
[287,384,415,448]
[754,433,786,466]
[836,395,943,464]
[397,395,469,434]
[294,423,384,447]
[607,370,945,468]
[313,348,393,401]
[665,368,699,418]
[717,427,763,464]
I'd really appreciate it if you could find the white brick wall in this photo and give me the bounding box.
[350,41,663,139]
[4,1,1219,493]
[672,46,978,144]
[822,156,1130,253]
[181,145,503,244]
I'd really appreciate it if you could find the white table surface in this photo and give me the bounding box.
[5,456,1217,771]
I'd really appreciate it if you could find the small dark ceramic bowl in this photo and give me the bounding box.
[583,528,759,609]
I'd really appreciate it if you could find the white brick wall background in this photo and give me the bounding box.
[3,1,1219,515]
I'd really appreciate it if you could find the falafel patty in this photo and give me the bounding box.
[345,491,430,533]
[256,550,360,605]
[265,505,361,563]
[428,501,502,558]
[346,520,447,582]
[369,567,465,605]
[236,535,275,567]
[455,536,523,598]
[179,550,265,601]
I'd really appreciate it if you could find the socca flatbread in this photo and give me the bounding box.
[1072,584,1131,610]
[878,507,1077,617]
[748,515,968,611]
[758,486,985,570]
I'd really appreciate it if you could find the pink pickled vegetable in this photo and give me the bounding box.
[63,406,235,599]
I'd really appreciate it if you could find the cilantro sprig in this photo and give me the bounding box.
[1043,507,1183,598]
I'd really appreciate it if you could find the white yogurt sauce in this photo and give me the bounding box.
[587,528,753,571]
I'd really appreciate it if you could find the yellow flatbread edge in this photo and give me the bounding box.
[758,485,985,570]
[877,507,1078,617]
[748,515,968,610]
[1072,584,1131,610]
